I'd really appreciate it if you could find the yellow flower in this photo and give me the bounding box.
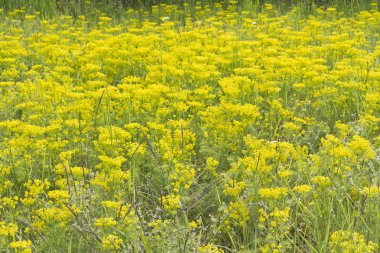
[102,234,122,250]
[198,243,224,253]
[188,221,198,229]
[48,190,70,201]
[258,187,289,199]
[311,176,331,187]
[94,217,117,227]
[9,240,32,249]
[293,184,313,194]
[329,230,378,253]
[0,222,18,236]
[224,179,246,197]
[162,194,181,215]
[227,201,250,226]
[348,135,375,159]
[361,186,380,198]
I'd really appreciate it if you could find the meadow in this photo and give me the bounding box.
[0,0,379,252]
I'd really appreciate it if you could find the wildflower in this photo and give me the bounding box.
[0,222,18,236]
[224,179,246,197]
[94,217,117,227]
[198,243,224,253]
[9,240,32,250]
[188,221,198,229]
[278,169,294,179]
[47,190,70,201]
[259,187,289,199]
[294,184,313,194]
[162,194,181,215]
[348,135,375,159]
[102,234,122,250]
[283,122,301,132]
[99,16,112,22]
[227,201,250,226]
[329,230,378,253]
[206,157,219,176]
[311,176,331,187]
[361,186,380,198]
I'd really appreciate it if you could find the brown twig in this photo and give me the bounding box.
[16,218,46,241]
[63,202,103,244]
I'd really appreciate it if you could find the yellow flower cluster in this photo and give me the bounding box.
[259,187,289,199]
[0,222,18,237]
[361,186,380,198]
[224,179,246,197]
[94,217,117,227]
[293,184,313,194]
[226,201,250,227]
[329,230,378,253]
[198,243,224,253]
[162,194,181,215]
[101,234,123,250]
[170,162,196,192]
[258,207,291,252]
[9,240,32,253]
[311,176,332,187]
